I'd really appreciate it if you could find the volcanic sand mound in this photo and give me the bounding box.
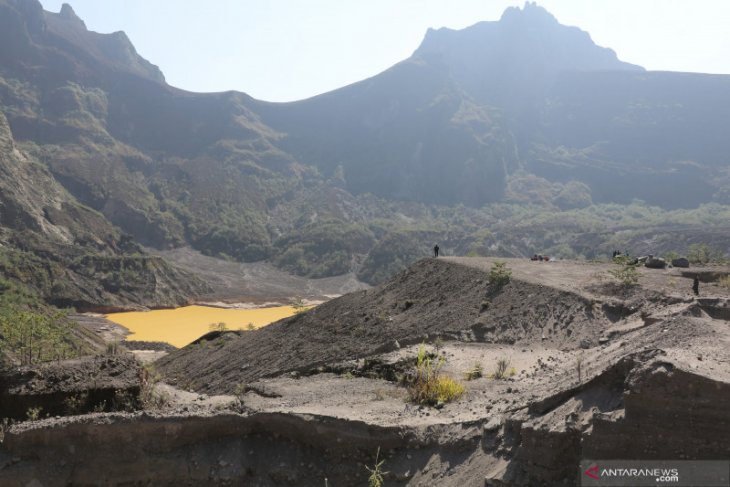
[3,257,729,486]
[158,258,618,393]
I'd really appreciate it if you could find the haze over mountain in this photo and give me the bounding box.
[1,0,729,304]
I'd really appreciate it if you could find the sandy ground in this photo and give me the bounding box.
[236,342,574,427]
[6,257,730,487]
[72,313,130,342]
[445,256,728,300]
[154,257,730,432]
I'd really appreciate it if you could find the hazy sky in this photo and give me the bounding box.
[39,0,730,102]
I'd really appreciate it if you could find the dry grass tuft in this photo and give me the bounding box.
[407,345,465,405]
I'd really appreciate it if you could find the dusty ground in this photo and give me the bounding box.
[150,257,729,485]
[158,257,729,394]
[3,257,729,486]
[155,246,369,302]
[72,312,130,343]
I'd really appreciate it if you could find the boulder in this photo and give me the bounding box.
[644,257,667,269]
[672,257,690,268]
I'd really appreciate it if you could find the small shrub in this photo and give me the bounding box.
[687,243,711,264]
[26,406,42,421]
[140,363,168,410]
[612,254,633,265]
[291,296,308,314]
[435,376,466,402]
[465,362,483,380]
[480,300,490,312]
[717,276,730,289]
[112,389,138,412]
[491,357,511,380]
[609,265,639,287]
[407,344,465,405]
[231,382,248,411]
[64,392,88,415]
[209,322,228,332]
[105,340,124,355]
[489,261,511,289]
[246,322,256,331]
[366,447,388,487]
[663,251,680,263]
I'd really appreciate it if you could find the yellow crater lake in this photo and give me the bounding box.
[105,305,297,348]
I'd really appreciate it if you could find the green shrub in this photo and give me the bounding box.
[663,251,680,263]
[406,345,465,405]
[26,406,42,421]
[0,306,80,365]
[489,261,511,289]
[366,447,388,487]
[106,340,123,355]
[687,243,711,264]
[612,254,633,265]
[290,296,308,314]
[208,322,228,332]
[465,362,483,380]
[609,265,639,287]
[139,364,167,410]
[64,392,89,415]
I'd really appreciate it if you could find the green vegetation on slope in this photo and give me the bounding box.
[0,279,95,366]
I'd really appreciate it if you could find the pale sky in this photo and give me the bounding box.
[39,0,730,102]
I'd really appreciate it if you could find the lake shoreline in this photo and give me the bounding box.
[103,304,301,348]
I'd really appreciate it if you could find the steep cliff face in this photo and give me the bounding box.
[0,109,209,309]
[1,355,727,487]
[0,109,110,245]
[0,0,164,85]
[498,354,730,485]
[413,2,642,108]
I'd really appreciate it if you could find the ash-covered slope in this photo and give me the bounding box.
[3,257,728,486]
[158,258,611,394]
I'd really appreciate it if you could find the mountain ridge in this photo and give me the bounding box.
[1,0,729,300]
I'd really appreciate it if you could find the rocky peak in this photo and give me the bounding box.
[413,2,642,106]
[58,2,86,28]
[38,1,166,84]
[500,1,559,25]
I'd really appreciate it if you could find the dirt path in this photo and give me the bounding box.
[444,256,729,300]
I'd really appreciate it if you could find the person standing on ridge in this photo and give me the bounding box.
[434,244,440,258]
[693,275,700,296]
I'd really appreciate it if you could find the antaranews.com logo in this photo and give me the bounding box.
[580,460,729,487]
